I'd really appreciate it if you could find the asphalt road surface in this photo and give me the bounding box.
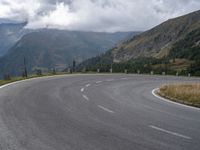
[0,74,199,150]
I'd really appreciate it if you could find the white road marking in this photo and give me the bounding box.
[81,88,84,92]
[152,88,200,110]
[149,125,191,140]
[0,80,28,89]
[0,85,7,89]
[98,105,115,113]
[106,79,114,82]
[121,78,128,80]
[96,81,102,84]
[82,95,90,101]
[86,84,91,87]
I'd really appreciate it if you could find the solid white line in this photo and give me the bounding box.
[96,81,102,84]
[149,125,191,140]
[81,88,84,92]
[0,80,29,89]
[0,74,83,89]
[152,88,200,110]
[86,84,91,87]
[0,84,9,89]
[82,95,89,101]
[98,105,115,113]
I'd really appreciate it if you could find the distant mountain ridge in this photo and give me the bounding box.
[0,22,31,56]
[0,29,138,78]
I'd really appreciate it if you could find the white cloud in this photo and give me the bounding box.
[0,0,199,32]
[0,0,41,21]
[26,2,79,29]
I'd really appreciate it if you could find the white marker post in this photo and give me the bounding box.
[125,69,128,74]
[82,68,86,73]
[110,63,113,73]
[110,68,113,73]
[67,68,71,73]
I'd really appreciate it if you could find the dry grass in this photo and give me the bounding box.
[158,83,200,108]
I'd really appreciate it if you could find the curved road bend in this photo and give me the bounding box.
[0,74,199,150]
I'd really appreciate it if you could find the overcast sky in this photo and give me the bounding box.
[0,0,199,32]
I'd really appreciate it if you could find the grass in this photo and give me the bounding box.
[158,83,200,108]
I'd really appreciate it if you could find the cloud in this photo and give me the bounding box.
[0,0,200,32]
[26,2,79,29]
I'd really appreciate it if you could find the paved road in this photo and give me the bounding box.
[0,74,200,150]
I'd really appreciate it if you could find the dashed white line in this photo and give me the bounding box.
[82,95,90,101]
[98,105,115,113]
[149,125,191,140]
[121,78,128,80]
[86,84,91,87]
[106,79,114,82]
[96,81,102,84]
[81,88,84,92]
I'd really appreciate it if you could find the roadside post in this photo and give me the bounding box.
[110,68,113,73]
[82,67,86,73]
[110,63,113,73]
[125,69,128,74]
[67,68,71,73]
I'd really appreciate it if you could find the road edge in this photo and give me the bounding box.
[0,73,125,89]
[152,88,200,111]
[0,74,84,89]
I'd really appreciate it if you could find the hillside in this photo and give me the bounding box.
[169,28,200,75]
[112,10,200,62]
[0,29,137,78]
[79,10,200,75]
[0,22,30,56]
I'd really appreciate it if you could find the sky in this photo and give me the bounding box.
[0,0,199,32]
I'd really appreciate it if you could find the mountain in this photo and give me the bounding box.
[169,28,200,75]
[0,22,30,56]
[112,10,200,62]
[79,10,200,75]
[0,29,138,77]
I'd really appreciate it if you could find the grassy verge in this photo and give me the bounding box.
[157,84,200,108]
[0,72,68,86]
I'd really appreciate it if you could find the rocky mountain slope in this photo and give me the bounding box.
[112,10,200,62]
